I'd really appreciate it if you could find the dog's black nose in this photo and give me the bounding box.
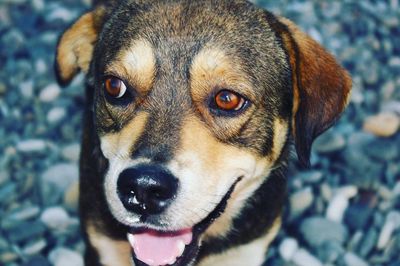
[117,164,178,215]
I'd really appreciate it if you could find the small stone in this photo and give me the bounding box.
[40,207,76,232]
[22,239,47,255]
[0,251,18,264]
[358,228,378,257]
[41,163,79,193]
[16,139,47,153]
[300,216,348,247]
[47,8,77,23]
[335,185,358,198]
[326,193,349,223]
[363,112,400,137]
[292,249,323,266]
[39,83,61,102]
[21,256,51,266]
[296,171,323,184]
[377,211,400,249]
[344,204,373,230]
[381,101,400,115]
[320,183,333,202]
[279,238,299,261]
[348,231,364,252]
[343,252,369,266]
[0,170,9,186]
[313,131,346,153]
[289,187,314,220]
[317,241,344,263]
[7,205,40,221]
[6,221,46,243]
[64,180,79,212]
[393,181,400,196]
[0,183,17,205]
[48,247,84,266]
[19,80,34,98]
[364,138,399,161]
[47,107,66,123]
[35,58,47,74]
[61,143,80,162]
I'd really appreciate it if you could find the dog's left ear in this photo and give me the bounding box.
[55,6,106,86]
[278,17,352,167]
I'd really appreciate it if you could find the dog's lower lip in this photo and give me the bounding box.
[128,177,243,266]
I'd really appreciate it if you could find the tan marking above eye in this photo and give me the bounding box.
[190,47,255,105]
[106,39,156,96]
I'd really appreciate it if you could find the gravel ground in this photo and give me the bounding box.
[0,0,399,266]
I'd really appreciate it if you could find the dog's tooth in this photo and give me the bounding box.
[167,258,176,265]
[127,233,135,247]
[177,240,185,257]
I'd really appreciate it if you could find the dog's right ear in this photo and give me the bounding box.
[55,6,106,86]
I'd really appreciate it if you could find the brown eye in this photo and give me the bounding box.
[104,77,127,98]
[214,90,246,111]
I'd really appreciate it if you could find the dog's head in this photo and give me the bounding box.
[56,1,351,265]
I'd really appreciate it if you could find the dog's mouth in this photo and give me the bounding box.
[126,177,242,266]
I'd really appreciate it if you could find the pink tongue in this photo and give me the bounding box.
[127,229,193,266]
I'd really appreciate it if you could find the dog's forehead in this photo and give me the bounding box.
[96,0,286,77]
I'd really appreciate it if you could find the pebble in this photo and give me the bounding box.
[61,143,80,162]
[6,221,46,243]
[313,131,346,153]
[48,247,84,266]
[22,239,47,255]
[300,216,348,247]
[0,170,9,186]
[0,251,19,264]
[363,112,400,137]
[39,83,61,102]
[326,193,349,223]
[64,180,79,212]
[21,256,51,266]
[343,252,369,266]
[19,80,34,99]
[317,241,344,263]
[381,101,400,115]
[41,163,79,193]
[377,211,400,249]
[289,187,314,220]
[292,248,323,266]
[40,206,76,232]
[6,205,40,221]
[359,228,378,257]
[296,171,324,184]
[47,107,66,123]
[344,203,373,230]
[279,238,299,261]
[16,139,47,153]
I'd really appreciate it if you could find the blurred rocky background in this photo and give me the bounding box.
[0,0,399,265]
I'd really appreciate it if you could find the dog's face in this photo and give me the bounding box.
[56,1,351,266]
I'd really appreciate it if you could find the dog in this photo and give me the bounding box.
[55,0,351,265]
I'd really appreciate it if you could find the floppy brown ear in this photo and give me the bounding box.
[55,6,106,86]
[279,17,352,167]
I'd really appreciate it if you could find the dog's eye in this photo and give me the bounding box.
[104,77,127,98]
[214,90,246,112]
